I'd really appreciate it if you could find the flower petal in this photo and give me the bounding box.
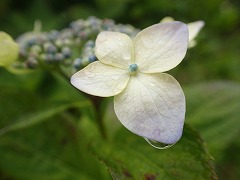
[160,16,175,23]
[188,20,205,42]
[0,32,19,67]
[134,22,188,73]
[114,73,185,144]
[95,31,134,69]
[71,61,130,97]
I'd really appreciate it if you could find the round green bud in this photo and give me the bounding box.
[129,63,138,75]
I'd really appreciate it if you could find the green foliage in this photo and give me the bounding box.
[90,123,216,179]
[0,122,106,179]
[1,68,240,179]
[185,81,240,179]
[0,70,109,179]
[0,70,217,179]
[0,113,110,180]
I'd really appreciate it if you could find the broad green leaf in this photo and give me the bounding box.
[0,68,92,135]
[0,112,110,179]
[0,101,89,136]
[90,123,217,179]
[185,81,240,158]
[79,90,218,179]
[0,75,90,135]
[217,138,240,179]
[0,69,109,179]
[0,87,43,127]
[184,81,240,179]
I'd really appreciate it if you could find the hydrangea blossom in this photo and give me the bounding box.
[15,17,139,73]
[71,21,188,144]
[161,17,204,48]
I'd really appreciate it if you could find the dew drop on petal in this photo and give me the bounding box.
[85,71,95,77]
[112,75,120,80]
[149,82,155,87]
[122,50,131,60]
[144,138,175,150]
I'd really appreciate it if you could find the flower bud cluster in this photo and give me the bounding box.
[15,16,139,76]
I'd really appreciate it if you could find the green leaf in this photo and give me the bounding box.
[0,69,110,179]
[185,81,240,158]
[0,69,90,135]
[0,112,110,179]
[185,81,240,179]
[0,101,89,136]
[0,68,43,91]
[90,123,216,179]
[0,73,90,135]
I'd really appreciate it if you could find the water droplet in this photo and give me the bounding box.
[85,71,95,77]
[122,51,131,60]
[149,83,155,87]
[112,75,120,80]
[144,138,175,150]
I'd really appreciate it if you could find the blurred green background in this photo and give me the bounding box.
[1,0,240,179]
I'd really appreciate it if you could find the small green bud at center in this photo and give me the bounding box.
[129,63,138,75]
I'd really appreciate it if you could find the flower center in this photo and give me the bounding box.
[129,63,138,75]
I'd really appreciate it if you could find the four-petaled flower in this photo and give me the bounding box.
[71,21,188,144]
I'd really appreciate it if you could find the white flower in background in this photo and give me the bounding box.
[161,17,205,48]
[0,32,19,67]
[71,22,188,145]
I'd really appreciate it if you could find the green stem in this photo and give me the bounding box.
[91,96,107,139]
[55,65,107,139]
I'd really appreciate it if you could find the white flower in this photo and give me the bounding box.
[161,17,205,48]
[71,22,188,144]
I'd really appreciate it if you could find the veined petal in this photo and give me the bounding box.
[71,61,130,97]
[188,21,205,42]
[188,21,204,48]
[95,31,134,69]
[114,73,185,144]
[134,22,188,73]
